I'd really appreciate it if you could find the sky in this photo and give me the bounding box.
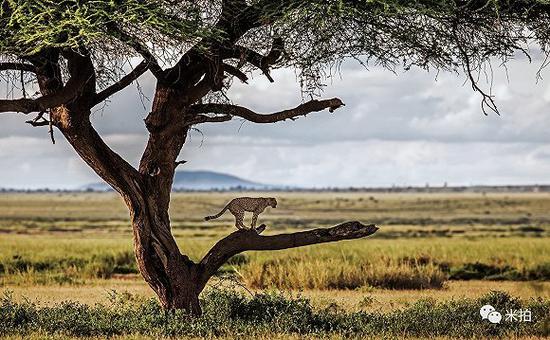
[1,56,550,189]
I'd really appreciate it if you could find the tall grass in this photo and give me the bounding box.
[1,235,549,288]
[241,257,446,290]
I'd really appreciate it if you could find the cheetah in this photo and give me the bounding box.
[204,197,277,230]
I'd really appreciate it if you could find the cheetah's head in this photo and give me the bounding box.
[269,198,277,208]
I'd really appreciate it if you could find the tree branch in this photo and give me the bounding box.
[92,59,150,105]
[0,87,79,114]
[223,63,248,83]
[223,38,284,83]
[0,50,96,114]
[190,113,233,124]
[0,62,36,73]
[111,27,164,79]
[198,221,378,288]
[188,98,344,124]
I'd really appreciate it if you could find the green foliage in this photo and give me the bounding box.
[0,0,210,55]
[0,289,548,337]
[2,0,550,93]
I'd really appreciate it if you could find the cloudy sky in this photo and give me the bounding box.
[1,56,550,189]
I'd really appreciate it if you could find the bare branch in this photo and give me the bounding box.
[189,113,233,125]
[223,63,248,83]
[0,62,36,73]
[92,59,150,105]
[0,69,90,113]
[25,111,48,126]
[0,51,94,114]
[452,26,499,116]
[189,98,344,124]
[175,160,187,168]
[198,221,378,287]
[0,88,76,114]
[224,38,284,83]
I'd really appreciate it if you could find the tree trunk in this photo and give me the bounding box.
[129,191,204,315]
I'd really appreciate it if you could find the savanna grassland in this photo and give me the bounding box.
[0,192,549,339]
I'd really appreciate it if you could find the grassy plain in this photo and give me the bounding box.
[0,192,549,338]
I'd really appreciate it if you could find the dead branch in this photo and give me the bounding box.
[188,98,344,124]
[197,221,378,288]
[189,113,233,124]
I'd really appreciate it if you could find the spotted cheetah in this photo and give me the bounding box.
[204,197,277,230]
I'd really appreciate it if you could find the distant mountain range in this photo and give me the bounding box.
[81,170,280,191]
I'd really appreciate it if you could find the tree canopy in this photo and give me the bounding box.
[2,0,550,106]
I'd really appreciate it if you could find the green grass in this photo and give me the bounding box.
[0,192,549,289]
[0,235,548,288]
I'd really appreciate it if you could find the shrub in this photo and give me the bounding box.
[1,289,548,338]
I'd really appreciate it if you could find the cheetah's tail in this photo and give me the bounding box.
[204,204,229,221]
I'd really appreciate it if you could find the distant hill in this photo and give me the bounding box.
[80,170,278,191]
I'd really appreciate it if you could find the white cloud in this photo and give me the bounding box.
[2,56,550,188]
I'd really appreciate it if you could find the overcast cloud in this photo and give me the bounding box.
[1,57,550,189]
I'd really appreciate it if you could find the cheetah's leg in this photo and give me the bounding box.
[233,210,246,230]
[251,212,259,228]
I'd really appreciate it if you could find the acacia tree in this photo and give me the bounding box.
[0,0,548,314]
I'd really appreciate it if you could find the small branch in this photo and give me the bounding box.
[92,59,150,105]
[198,221,378,288]
[25,111,55,144]
[223,63,248,83]
[112,27,164,79]
[49,118,55,144]
[452,27,499,116]
[189,98,344,124]
[175,160,187,168]
[25,111,48,126]
[224,38,284,83]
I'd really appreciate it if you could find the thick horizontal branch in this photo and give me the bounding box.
[0,89,74,114]
[0,62,36,73]
[191,114,233,124]
[198,221,378,288]
[188,98,344,124]
[92,59,150,105]
[0,69,87,114]
[0,51,95,114]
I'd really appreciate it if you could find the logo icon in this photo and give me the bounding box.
[487,311,502,324]
[480,305,502,324]
[480,305,495,320]
[480,305,531,324]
